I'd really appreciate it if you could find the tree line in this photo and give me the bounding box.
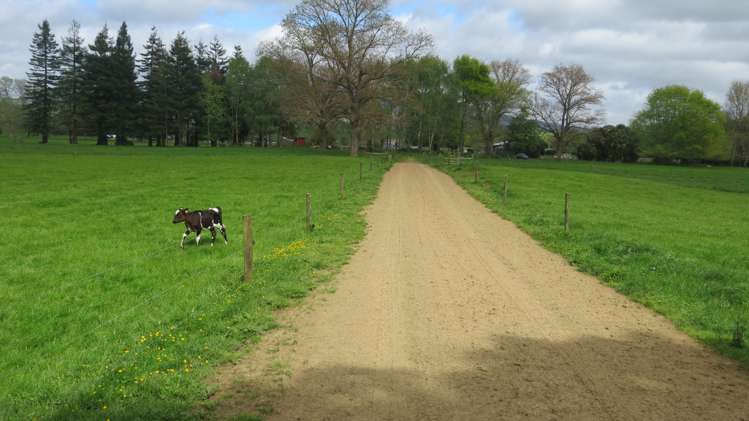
[8,0,749,164]
[20,18,291,147]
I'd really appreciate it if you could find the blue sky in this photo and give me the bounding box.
[2,0,749,124]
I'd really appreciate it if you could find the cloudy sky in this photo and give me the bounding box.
[2,0,748,124]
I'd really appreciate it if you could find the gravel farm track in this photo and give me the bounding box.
[209,162,749,421]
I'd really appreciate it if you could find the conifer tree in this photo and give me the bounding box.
[195,40,211,74]
[25,19,60,144]
[83,24,114,145]
[138,26,170,146]
[168,32,202,146]
[208,35,228,80]
[58,20,86,144]
[111,22,138,145]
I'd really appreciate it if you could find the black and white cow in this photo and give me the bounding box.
[172,207,228,248]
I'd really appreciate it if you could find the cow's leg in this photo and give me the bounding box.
[210,227,217,247]
[180,229,190,249]
[195,229,202,247]
[219,224,228,244]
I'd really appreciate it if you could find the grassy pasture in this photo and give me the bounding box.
[426,156,749,365]
[0,136,388,419]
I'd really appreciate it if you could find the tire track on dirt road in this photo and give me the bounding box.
[210,162,749,421]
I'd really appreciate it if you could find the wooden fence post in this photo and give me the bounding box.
[564,192,570,233]
[359,161,363,180]
[339,174,346,199]
[503,175,509,203]
[305,192,313,232]
[243,215,253,282]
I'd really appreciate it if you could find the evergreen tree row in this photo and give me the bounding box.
[25,20,288,146]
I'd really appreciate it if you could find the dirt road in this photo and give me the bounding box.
[211,162,749,420]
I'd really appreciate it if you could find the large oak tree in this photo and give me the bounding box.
[279,0,432,156]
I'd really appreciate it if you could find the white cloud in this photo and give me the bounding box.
[396,0,749,124]
[2,0,749,124]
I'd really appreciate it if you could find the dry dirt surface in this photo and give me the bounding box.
[209,162,749,421]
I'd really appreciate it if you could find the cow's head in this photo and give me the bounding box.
[172,208,189,224]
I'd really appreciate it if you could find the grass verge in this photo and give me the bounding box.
[422,155,749,366]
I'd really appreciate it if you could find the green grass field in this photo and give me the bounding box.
[425,156,749,365]
[0,136,389,420]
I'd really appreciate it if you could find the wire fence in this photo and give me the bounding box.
[15,157,392,361]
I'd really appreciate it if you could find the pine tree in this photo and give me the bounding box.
[111,22,138,145]
[25,19,60,144]
[58,20,86,144]
[138,26,170,146]
[168,32,202,146]
[195,40,210,74]
[208,35,228,80]
[83,24,114,145]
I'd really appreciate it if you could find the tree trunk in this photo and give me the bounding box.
[233,110,239,145]
[350,106,360,157]
[417,119,423,151]
[458,102,466,157]
[319,122,329,150]
[41,133,49,144]
[207,118,213,147]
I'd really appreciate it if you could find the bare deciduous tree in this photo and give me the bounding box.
[529,64,604,157]
[281,0,432,156]
[725,80,749,167]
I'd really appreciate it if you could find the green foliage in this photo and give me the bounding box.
[0,139,389,419]
[506,109,546,158]
[452,55,492,152]
[578,124,639,162]
[0,99,24,138]
[631,85,728,161]
[401,55,458,150]
[225,50,253,145]
[24,19,60,143]
[250,56,285,145]
[201,73,229,145]
[426,156,749,366]
[452,55,492,98]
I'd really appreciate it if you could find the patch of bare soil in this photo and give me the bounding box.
[207,162,749,420]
